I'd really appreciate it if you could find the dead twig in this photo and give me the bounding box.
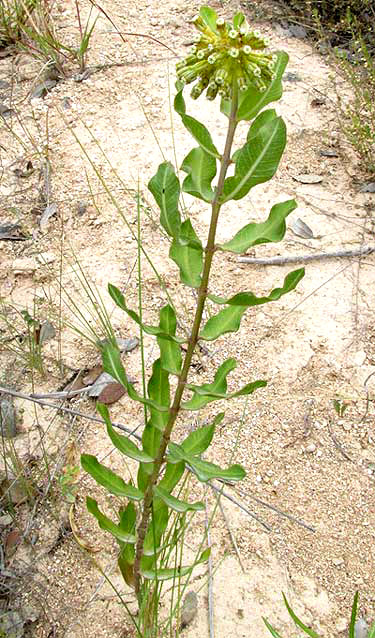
[328,421,353,462]
[238,246,375,266]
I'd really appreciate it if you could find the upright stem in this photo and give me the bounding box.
[133,86,239,597]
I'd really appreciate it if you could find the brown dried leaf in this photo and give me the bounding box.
[98,382,126,405]
[82,364,103,386]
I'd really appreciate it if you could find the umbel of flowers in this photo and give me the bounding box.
[176,9,277,100]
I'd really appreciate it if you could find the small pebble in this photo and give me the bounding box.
[306,443,316,453]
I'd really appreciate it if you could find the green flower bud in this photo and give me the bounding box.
[237,75,248,92]
[175,8,276,101]
[206,83,219,101]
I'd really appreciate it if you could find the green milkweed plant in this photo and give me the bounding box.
[81,6,305,635]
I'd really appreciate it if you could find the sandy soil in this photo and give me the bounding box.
[0,0,374,636]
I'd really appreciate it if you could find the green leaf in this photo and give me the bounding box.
[183,358,235,410]
[200,305,247,341]
[222,116,286,202]
[233,12,245,29]
[208,269,305,307]
[349,592,359,638]
[262,618,284,638]
[247,109,278,141]
[108,284,186,343]
[157,304,182,375]
[101,343,169,414]
[221,51,289,121]
[180,422,218,456]
[148,161,181,238]
[368,622,375,638]
[199,6,217,32]
[82,455,144,500]
[158,461,185,492]
[182,359,266,410]
[97,404,154,462]
[143,498,169,556]
[181,147,217,202]
[148,358,170,430]
[142,421,162,457]
[101,340,127,387]
[154,485,204,513]
[168,443,246,483]
[86,497,136,543]
[174,90,220,159]
[201,269,304,340]
[107,423,154,462]
[169,218,203,288]
[218,199,297,254]
[141,548,210,580]
[119,501,136,533]
[232,108,278,164]
[282,593,320,638]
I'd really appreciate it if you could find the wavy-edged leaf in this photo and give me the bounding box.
[209,269,305,307]
[200,305,247,341]
[174,90,220,159]
[141,548,210,580]
[222,116,286,202]
[154,485,204,513]
[221,51,289,121]
[282,594,320,638]
[219,199,297,254]
[108,284,186,343]
[181,147,217,202]
[158,461,185,491]
[168,442,246,483]
[180,420,220,456]
[97,404,154,462]
[148,161,181,238]
[82,455,144,500]
[201,270,304,340]
[183,358,235,410]
[101,344,169,413]
[169,218,203,288]
[148,358,170,430]
[157,304,182,375]
[182,359,265,410]
[86,497,136,543]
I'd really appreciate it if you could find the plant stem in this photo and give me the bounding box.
[133,86,239,598]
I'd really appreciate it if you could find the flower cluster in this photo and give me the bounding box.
[176,10,277,101]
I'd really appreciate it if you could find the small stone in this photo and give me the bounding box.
[332,558,344,566]
[12,257,36,274]
[343,423,351,432]
[180,591,198,628]
[354,618,369,638]
[0,400,17,438]
[306,443,316,453]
